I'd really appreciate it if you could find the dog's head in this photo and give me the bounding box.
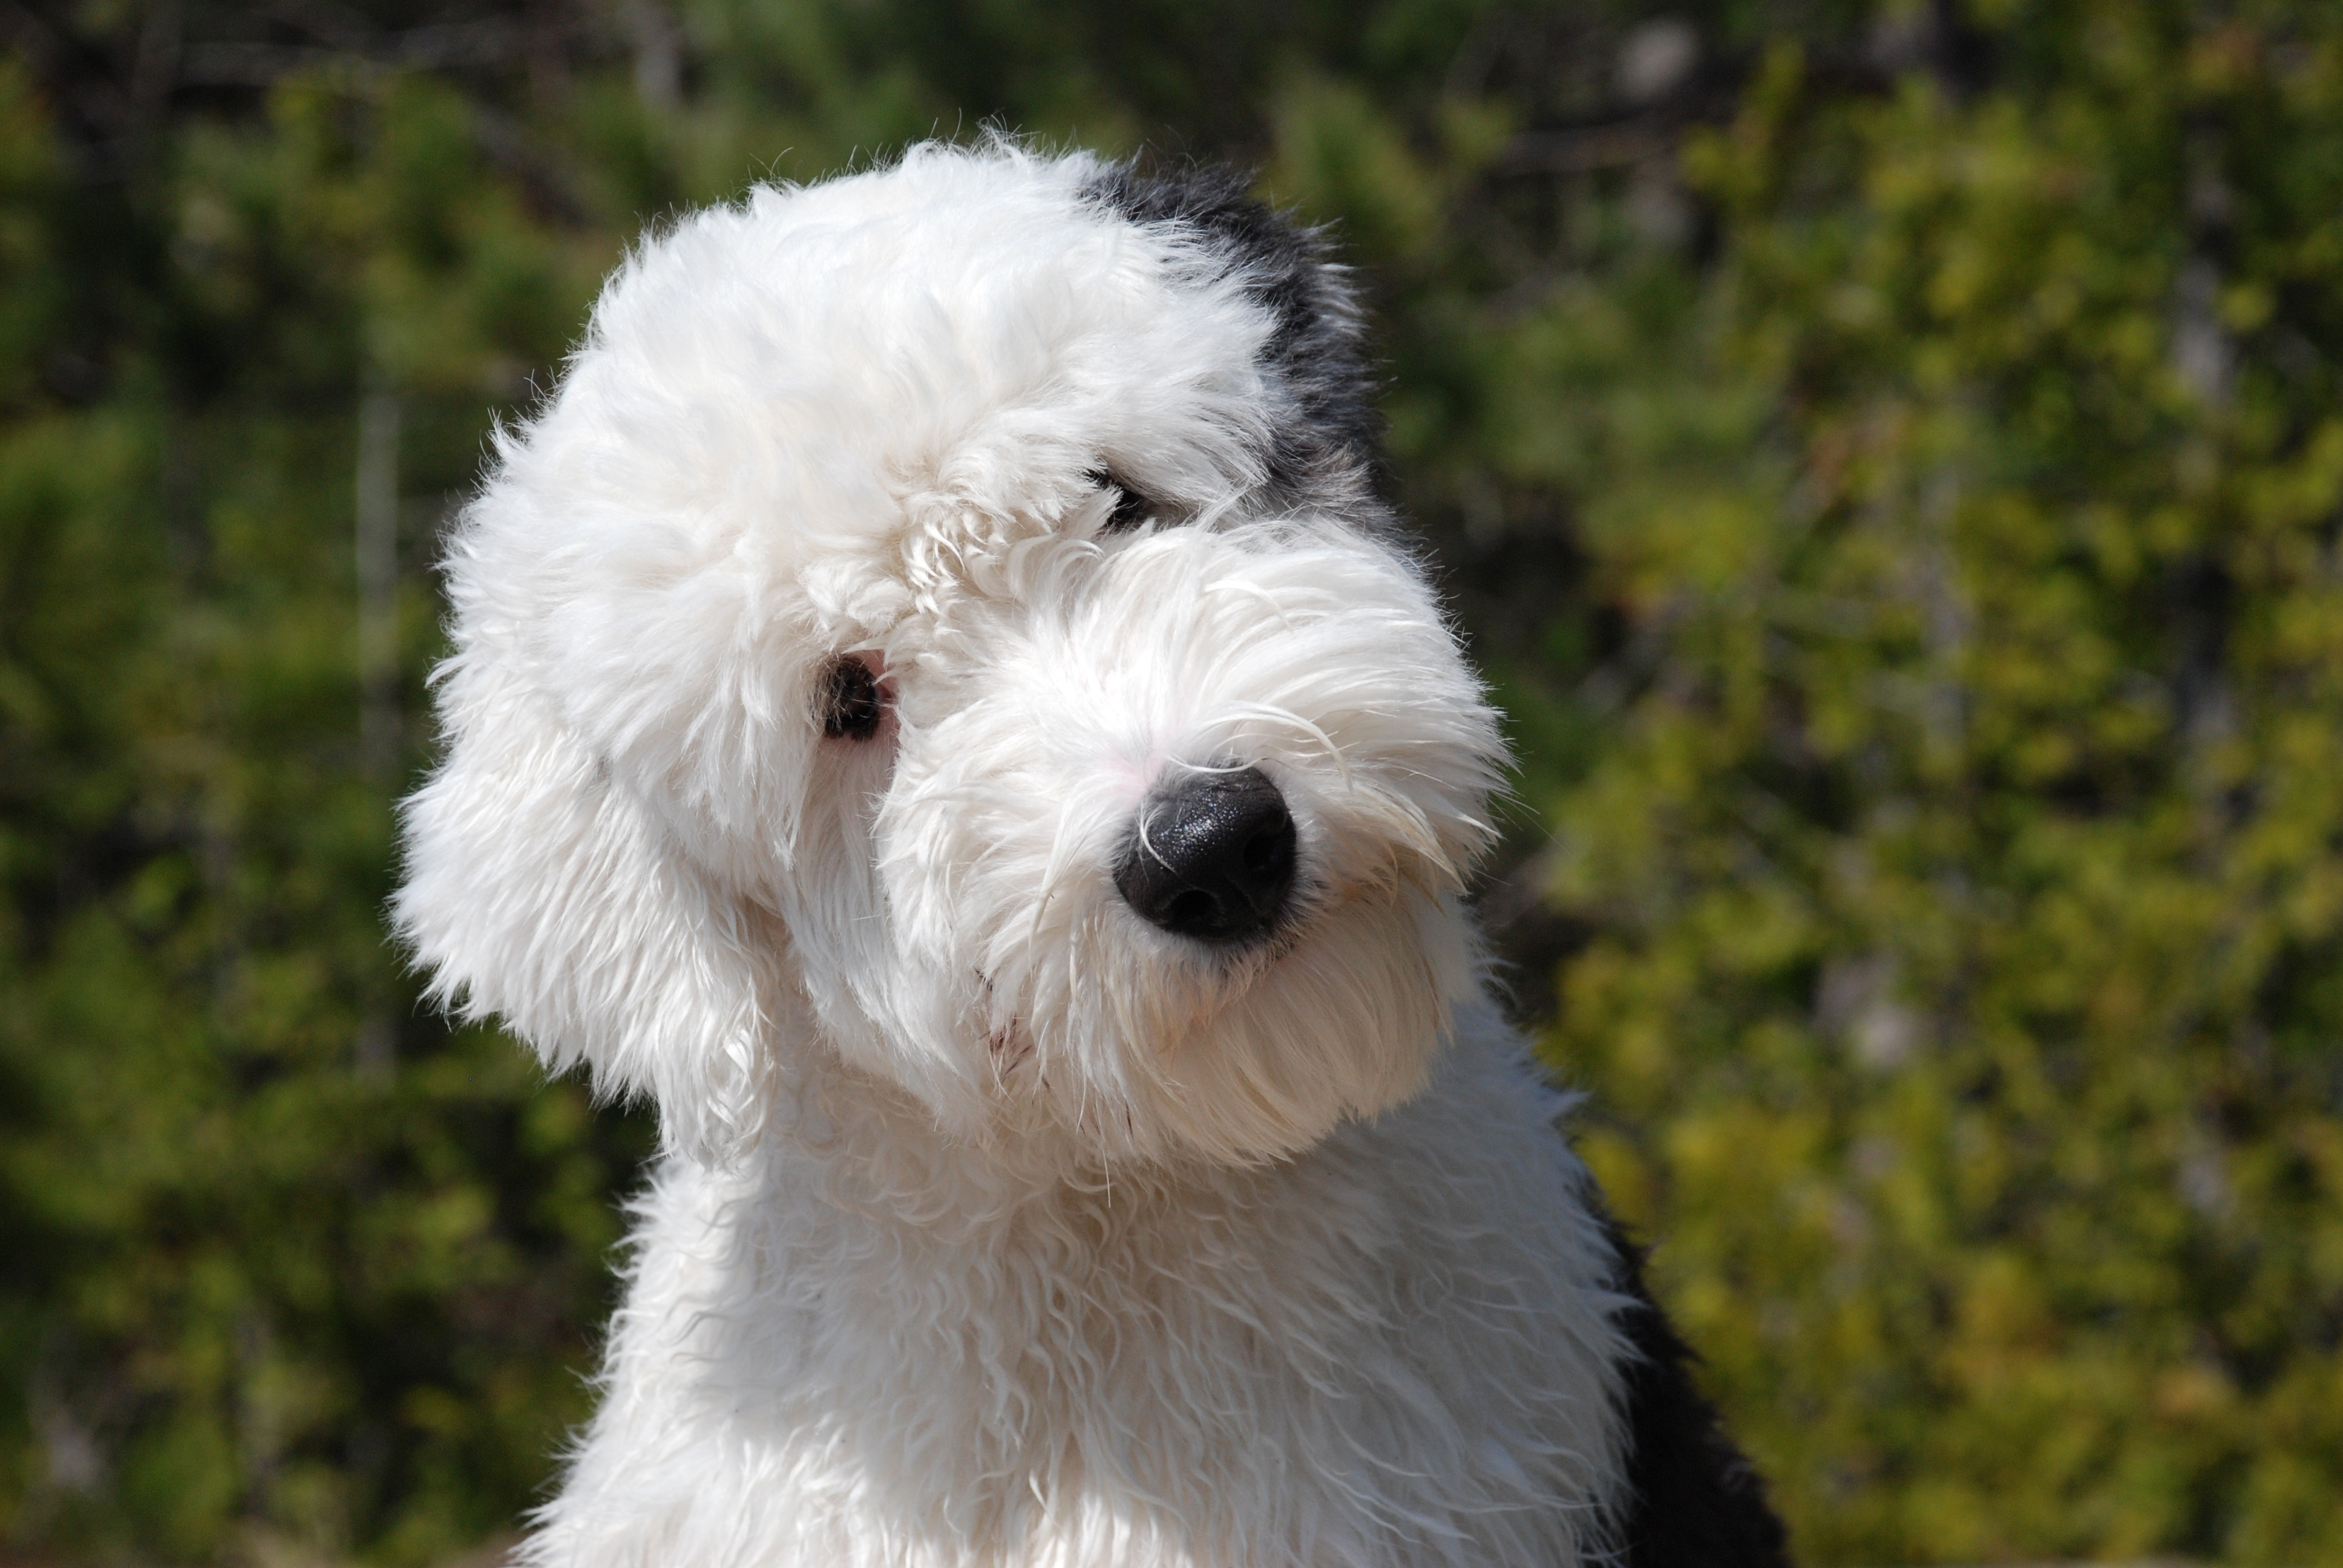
[396,145,1506,1170]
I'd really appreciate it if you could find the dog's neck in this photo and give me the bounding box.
[721,1036,1268,1243]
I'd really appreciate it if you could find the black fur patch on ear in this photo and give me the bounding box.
[1084,162,1383,513]
[1601,1215,1794,1568]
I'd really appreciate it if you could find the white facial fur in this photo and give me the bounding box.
[395,143,1507,1175]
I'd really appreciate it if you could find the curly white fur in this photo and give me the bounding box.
[396,142,1635,1568]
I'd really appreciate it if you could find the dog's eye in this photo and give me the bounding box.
[1093,471,1156,535]
[819,655,885,741]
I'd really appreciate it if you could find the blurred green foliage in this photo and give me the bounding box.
[1,1,2338,1563]
[1532,22,2343,1565]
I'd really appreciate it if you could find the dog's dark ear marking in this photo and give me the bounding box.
[1599,1214,1794,1568]
[1083,162,1383,514]
[820,655,885,741]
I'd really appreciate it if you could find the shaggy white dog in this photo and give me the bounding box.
[396,143,1785,1568]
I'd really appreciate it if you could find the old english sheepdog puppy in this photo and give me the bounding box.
[394,143,1788,1568]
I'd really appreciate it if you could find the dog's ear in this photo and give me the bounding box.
[394,641,782,1167]
[1083,160,1383,507]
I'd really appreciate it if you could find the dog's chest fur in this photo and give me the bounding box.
[527,1015,1625,1567]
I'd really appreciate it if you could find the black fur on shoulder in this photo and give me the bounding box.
[1083,161,1384,515]
[1602,1215,1794,1568]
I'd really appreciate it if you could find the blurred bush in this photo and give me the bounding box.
[1522,21,2343,1564]
[1,1,2338,1563]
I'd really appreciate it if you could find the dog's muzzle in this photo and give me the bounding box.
[1115,766,1297,944]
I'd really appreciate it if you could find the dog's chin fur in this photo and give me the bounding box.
[394,142,1782,1567]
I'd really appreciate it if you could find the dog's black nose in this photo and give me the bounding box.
[1116,766,1297,944]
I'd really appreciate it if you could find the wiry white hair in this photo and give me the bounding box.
[396,141,1642,1568]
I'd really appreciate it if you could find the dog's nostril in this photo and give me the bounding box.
[1242,826,1288,877]
[1167,889,1219,929]
[1115,766,1297,944]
